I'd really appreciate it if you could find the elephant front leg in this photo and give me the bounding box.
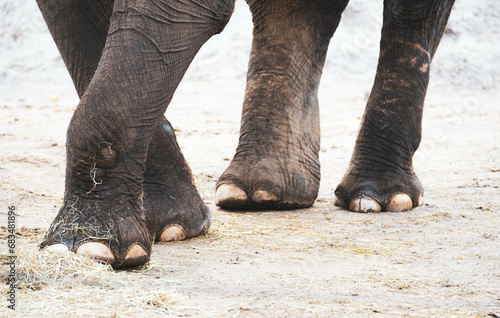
[334,0,455,212]
[40,0,234,268]
[216,0,349,209]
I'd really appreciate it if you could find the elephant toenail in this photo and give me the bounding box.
[124,244,148,260]
[160,225,187,242]
[76,242,115,265]
[215,184,248,207]
[251,190,277,203]
[349,197,382,213]
[386,194,413,212]
[45,244,70,253]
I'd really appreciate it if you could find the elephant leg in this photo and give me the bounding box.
[334,0,455,212]
[37,0,211,246]
[35,0,114,98]
[38,0,234,268]
[216,0,349,209]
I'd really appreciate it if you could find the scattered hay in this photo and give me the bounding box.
[399,212,453,225]
[0,244,196,317]
[205,210,331,252]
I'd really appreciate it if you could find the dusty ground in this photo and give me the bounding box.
[1,0,499,317]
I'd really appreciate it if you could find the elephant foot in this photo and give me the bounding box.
[216,152,320,210]
[334,164,424,212]
[143,120,211,241]
[143,184,210,242]
[40,196,151,269]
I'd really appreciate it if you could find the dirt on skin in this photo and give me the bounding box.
[1,0,499,317]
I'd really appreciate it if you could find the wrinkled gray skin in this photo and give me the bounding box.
[37,0,455,268]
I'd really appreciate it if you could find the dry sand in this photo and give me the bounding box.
[1,0,499,317]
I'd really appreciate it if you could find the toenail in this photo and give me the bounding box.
[251,190,277,203]
[124,244,148,260]
[46,244,70,253]
[386,193,413,212]
[215,184,248,206]
[160,225,187,241]
[349,197,382,213]
[76,242,115,265]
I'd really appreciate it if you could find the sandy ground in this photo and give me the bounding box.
[1,0,499,317]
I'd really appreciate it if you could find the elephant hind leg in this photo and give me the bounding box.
[334,0,455,212]
[216,0,349,210]
[36,0,114,97]
[143,119,211,242]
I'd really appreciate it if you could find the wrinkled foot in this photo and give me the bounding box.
[40,197,151,269]
[334,165,424,213]
[143,119,210,241]
[216,154,320,210]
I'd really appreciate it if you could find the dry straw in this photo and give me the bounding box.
[1,244,195,317]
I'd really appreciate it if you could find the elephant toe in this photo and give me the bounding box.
[159,225,187,242]
[215,184,248,208]
[346,196,382,213]
[251,189,278,204]
[386,193,413,212]
[45,243,70,253]
[121,244,150,268]
[76,242,116,265]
